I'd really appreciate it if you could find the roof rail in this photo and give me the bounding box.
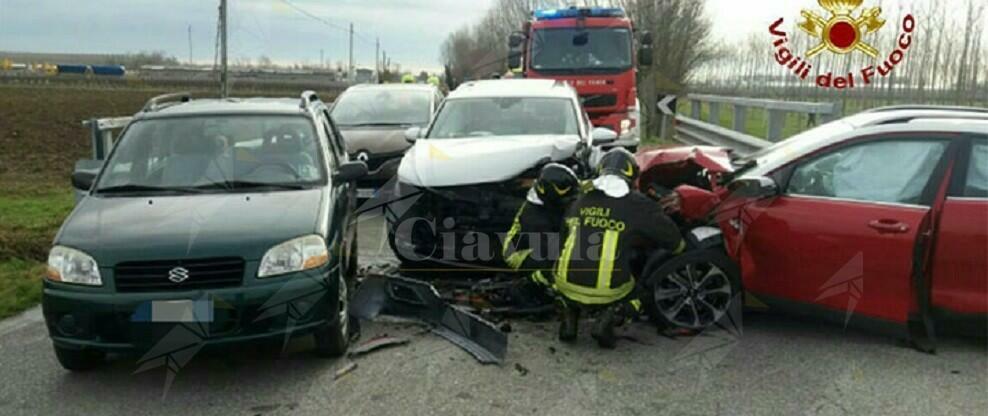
[142,92,191,112]
[300,90,320,109]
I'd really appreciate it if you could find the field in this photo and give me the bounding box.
[0,84,339,319]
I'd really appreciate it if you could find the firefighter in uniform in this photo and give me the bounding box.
[502,164,581,303]
[554,148,686,348]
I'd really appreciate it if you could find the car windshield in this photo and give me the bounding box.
[427,97,579,138]
[531,27,632,73]
[331,89,432,127]
[95,115,325,194]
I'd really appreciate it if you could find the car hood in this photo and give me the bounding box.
[339,126,413,157]
[397,135,581,187]
[56,189,324,264]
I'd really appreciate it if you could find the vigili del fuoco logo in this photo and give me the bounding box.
[769,0,916,89]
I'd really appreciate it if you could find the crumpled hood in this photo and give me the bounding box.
[56,190,324,264]
[397,135,581,187]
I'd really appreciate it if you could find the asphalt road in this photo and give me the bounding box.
[1,213,985,415]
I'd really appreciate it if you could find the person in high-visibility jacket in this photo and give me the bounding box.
[502,164,581,302]
[554,148,686,348]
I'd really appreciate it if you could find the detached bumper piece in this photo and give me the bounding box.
[350,275,507,364]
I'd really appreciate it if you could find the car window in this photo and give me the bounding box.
[964,141,988,197]
[330,89,432,126]
[428,97,579,138]
[787,139,949,205]
[96,115,325,191]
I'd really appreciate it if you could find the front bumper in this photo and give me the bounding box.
[42,267,339,352]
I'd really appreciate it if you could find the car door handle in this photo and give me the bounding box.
[868,219,909,234]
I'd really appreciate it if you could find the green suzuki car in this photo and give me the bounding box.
[44,92,367,371]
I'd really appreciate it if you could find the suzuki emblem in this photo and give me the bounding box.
[168,267,190,283]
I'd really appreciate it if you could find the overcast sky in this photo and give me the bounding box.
[0,0,978,72]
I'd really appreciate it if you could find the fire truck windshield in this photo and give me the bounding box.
[530,27,632,74]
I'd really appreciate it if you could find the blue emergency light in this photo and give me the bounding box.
[533,7,626,20]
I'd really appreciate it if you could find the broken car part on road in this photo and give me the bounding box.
[350,274,507,365]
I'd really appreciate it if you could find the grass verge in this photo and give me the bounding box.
[0,180,74,319]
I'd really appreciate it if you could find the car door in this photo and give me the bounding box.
[931,136,988,317]
[318,111,356,268]
[739,135,953,327]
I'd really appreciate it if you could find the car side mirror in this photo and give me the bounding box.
[638,45,653,67]
[71,159,102,191]
[71,171,97,191]
[334,161,369,182]
[508,32,525,48]
[729,176,778,198]
[640,31,654,46]
[404,126,422,143]
[590,127,618,146]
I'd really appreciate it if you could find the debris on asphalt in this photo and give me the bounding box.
[548,346,556,354]
[348,334,411,358]
[514,363,529,376]
[350,275,508,365]
[334,361,358,380]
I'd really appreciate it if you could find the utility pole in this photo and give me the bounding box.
[219,0,229,98]
[375,37,380,81]
[320,49,324,69]
[348,22,354,83]
[187,24,193,66]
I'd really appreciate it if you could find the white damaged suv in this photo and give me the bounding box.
[387,79,618,268]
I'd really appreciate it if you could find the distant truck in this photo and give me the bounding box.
[508,7,652,151]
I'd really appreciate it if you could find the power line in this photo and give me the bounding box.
[277,0,378,45]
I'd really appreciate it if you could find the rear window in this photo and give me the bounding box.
[331,89,432,127]
[964,141,988,197]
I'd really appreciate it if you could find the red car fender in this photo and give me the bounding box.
[673,184,721,222]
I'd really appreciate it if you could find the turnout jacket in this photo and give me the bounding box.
[554,189,685,304]
[502,201,564,285]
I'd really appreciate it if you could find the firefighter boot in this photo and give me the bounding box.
[591,305,620,349]
[558,303,580,343]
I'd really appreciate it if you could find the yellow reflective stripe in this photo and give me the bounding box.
[673,239,686,255]
[597,230,619,290]
[501,204,526,256]
[505,249,532,270]
[555,278,635,305]
[630,299,642,312]
[555,220,579,284]
[530,270,549,286]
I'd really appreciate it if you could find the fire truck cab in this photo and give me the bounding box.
[509,7,652,151]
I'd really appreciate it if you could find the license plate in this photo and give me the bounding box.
[131,300,214,323]
[357,188,376,199]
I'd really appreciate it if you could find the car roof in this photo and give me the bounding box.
[744,111,988,178]
[446,79,576,100]
[843,106,988,128]
[343,83,438,93]
[137,97,310,119]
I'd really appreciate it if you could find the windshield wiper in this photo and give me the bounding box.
[96,184,204,194]
[194,180,310,191]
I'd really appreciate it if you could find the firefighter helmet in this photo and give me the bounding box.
[534,163,580,207]
[597,148,639,183]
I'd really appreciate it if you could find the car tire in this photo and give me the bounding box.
[313,275,351,357]
[643,248,741,331]
[54,346,105,371]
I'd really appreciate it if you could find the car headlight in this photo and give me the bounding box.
[258,235,329,278]
[47,246,102,286]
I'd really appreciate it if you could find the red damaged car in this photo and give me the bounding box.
[636,106,988,350]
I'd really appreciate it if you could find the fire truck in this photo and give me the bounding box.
[508,7,652,151]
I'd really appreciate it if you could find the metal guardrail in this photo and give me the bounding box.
[673,94,842,156]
